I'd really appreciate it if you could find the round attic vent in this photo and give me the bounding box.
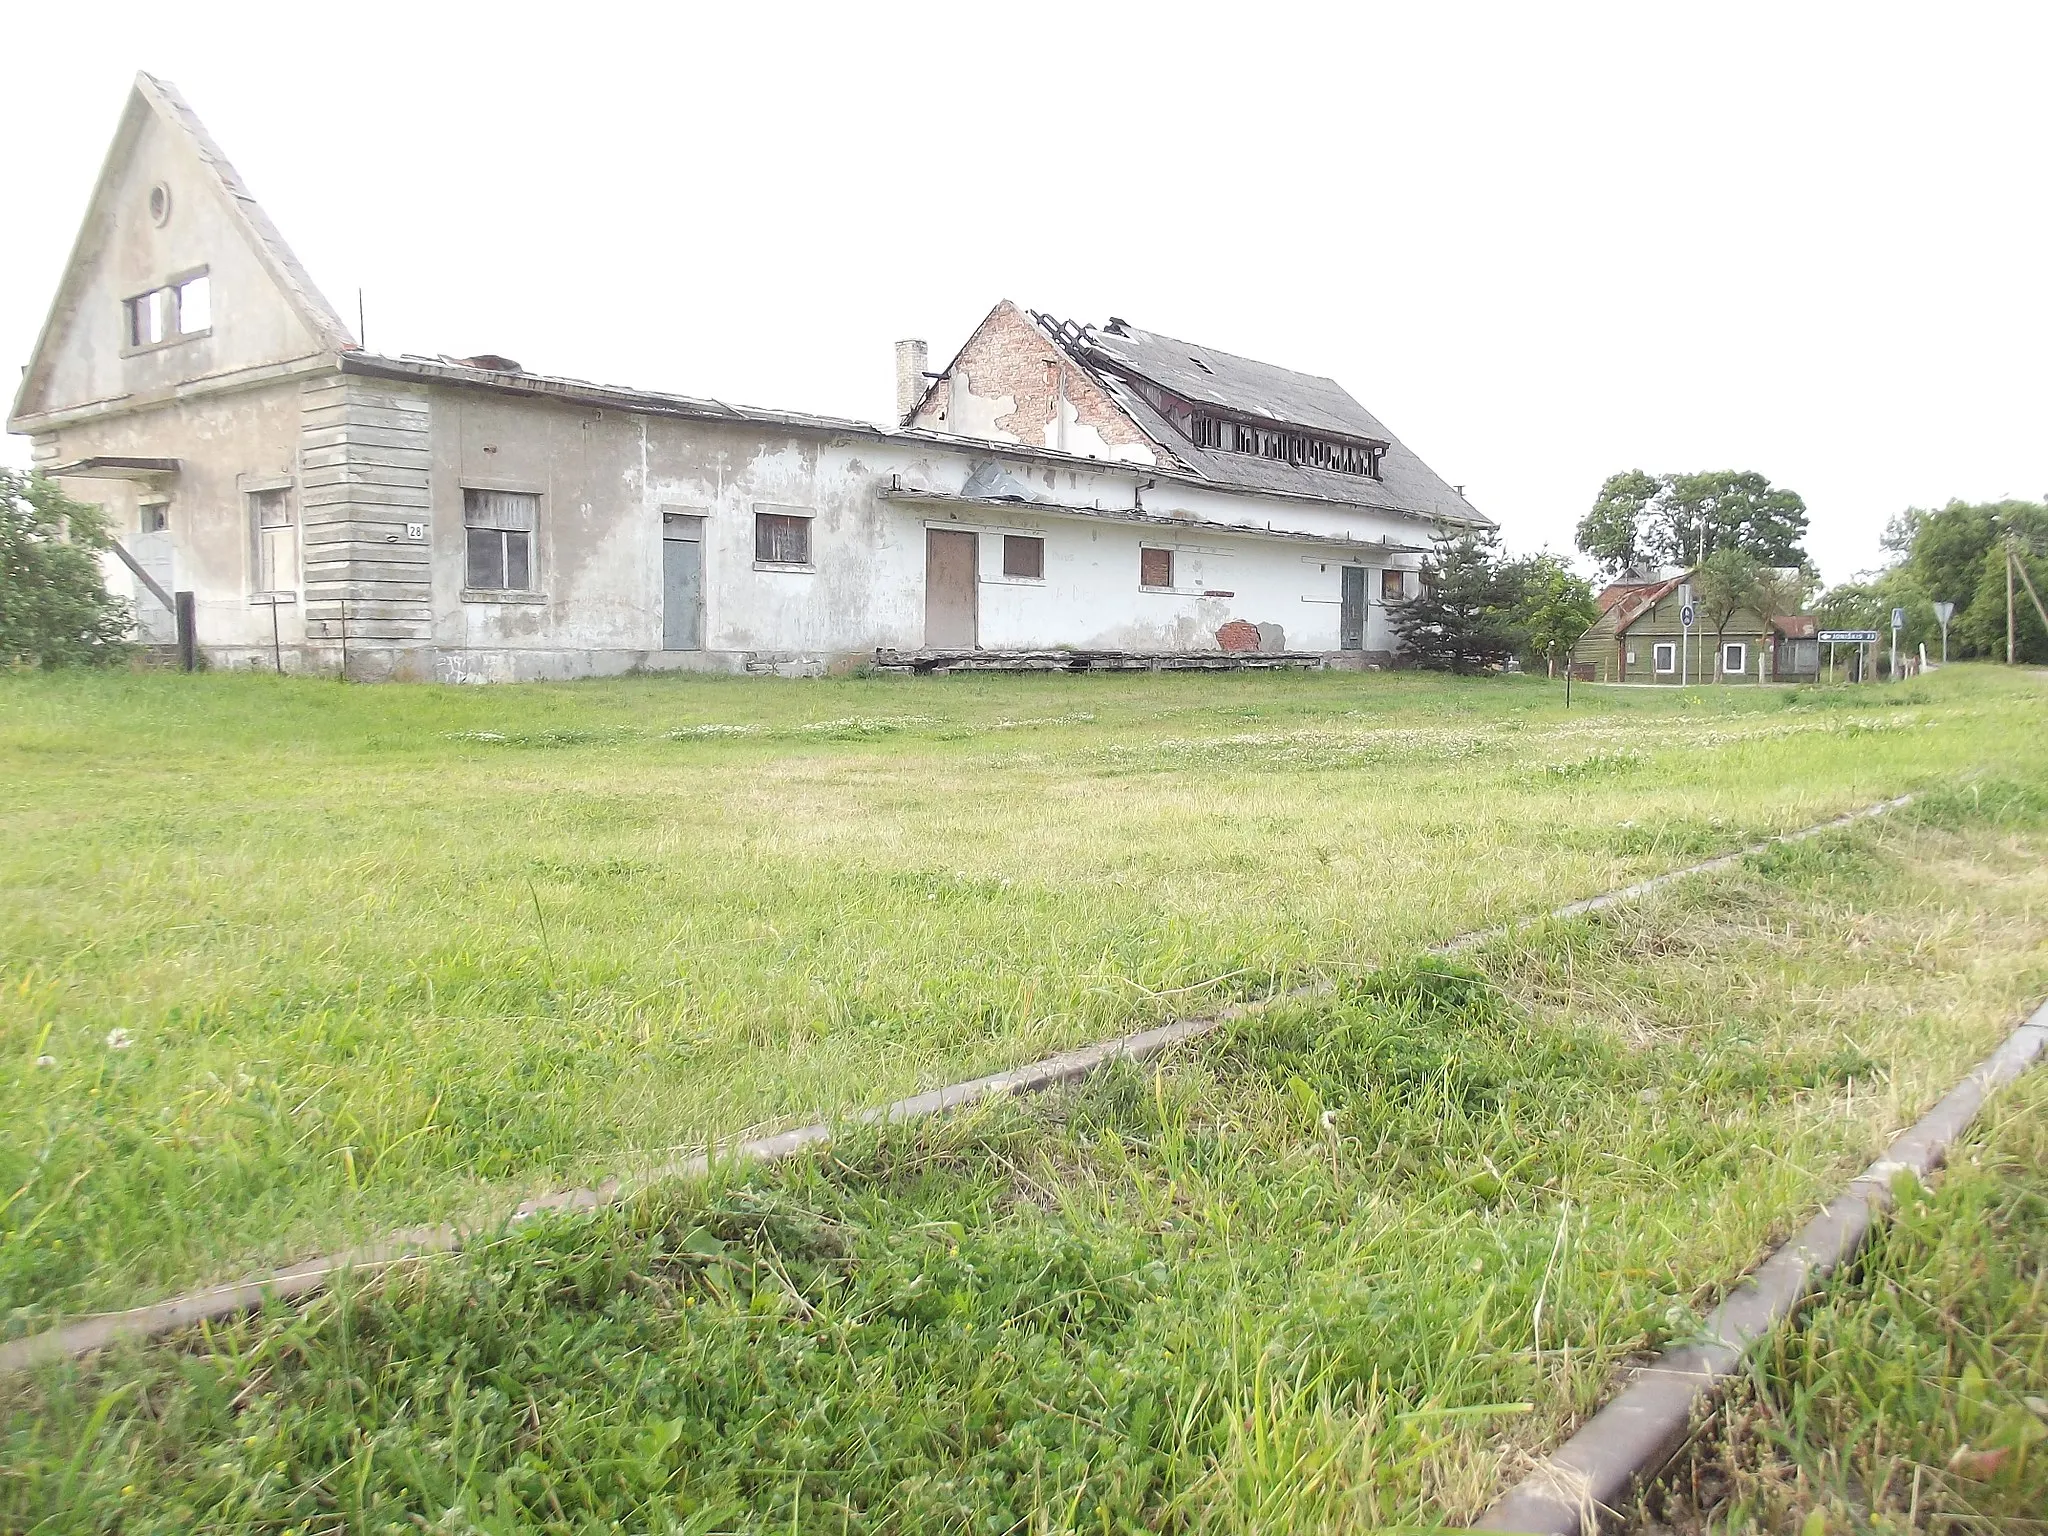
[148,183,172,226]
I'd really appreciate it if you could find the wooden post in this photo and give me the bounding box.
[174,591,197,672]
[2011,540,2018,665]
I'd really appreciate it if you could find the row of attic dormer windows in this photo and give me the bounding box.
[124,271,210,349]
[1123,376,1384,479]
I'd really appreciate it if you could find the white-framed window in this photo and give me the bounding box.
[1380,567,1405,601]
[464,488,538,591]
[140,502,170,534]
[1653,642,1676,674]
[1722,641,1747,675]
[1002,534,1044,580]
[249,488,298,595]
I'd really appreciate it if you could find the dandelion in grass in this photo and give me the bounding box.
[105,1028,133,1050]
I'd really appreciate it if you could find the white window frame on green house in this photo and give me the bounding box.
[1653,641,1676,674]
[1722,641,1746,676]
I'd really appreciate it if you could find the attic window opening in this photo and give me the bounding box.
[148,183,171,226]
[124,270,210,349]
[1186,413,1383,479]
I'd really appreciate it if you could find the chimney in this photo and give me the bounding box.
[894,339,929,424]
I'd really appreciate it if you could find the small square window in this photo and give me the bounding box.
[1380,568,1404,601]
[1002,534,1044,579]
[1653,642,1676,674]
[1722,642,1747,675]
[464,488,538,591]
[140,503,169,534]
[1140,546,1174,588]
[755,512,811,565]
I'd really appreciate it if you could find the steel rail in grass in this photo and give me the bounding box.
[1467,997,2048,1535]
[0,795,1916,1377]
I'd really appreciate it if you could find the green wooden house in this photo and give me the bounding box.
[1569,570,1819,684]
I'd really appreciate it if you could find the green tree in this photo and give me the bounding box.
[1575,470,1660,577]
[0,470,133,668]
[1575,470,1810,575]
[1659,471,1810,569]
[1956,532,2048,664]
[1393,523,1520,674]
[1692,548,1772,680]
[1501,552,1598,676]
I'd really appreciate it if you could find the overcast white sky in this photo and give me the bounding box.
[5,3,2042,585]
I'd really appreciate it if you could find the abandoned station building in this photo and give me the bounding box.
[10,74,1489,681]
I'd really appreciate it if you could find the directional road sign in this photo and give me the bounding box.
[1818,629,1880,643]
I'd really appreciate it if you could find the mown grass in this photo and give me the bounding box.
[1641,1073,2048,1534]
[3,666,2041,1332]
[5,783,2047,1532]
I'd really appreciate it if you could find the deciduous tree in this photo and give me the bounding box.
[0,470,133,668]
[1575,470,1810,576]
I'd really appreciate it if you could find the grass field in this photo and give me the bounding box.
[1641,1071,2048,1533]
[2,665,2045,1529]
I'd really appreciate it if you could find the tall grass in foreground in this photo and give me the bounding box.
[1641,1073,2048,1532]
[5,801,2045,1533]
[3,667,2041,1329]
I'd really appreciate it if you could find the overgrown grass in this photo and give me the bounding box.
[1641,1074,2048,1533]
[4,788,2046,1531]
[1,665,2040,1331]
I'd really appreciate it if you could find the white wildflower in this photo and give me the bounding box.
[105,1028,133,1050]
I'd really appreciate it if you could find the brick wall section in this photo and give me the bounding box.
[912,301,1174,466]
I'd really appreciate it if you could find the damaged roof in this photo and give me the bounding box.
[338,351,1469,523]
[1027,313,1487,526]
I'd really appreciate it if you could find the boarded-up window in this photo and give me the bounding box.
[249,488,298,594]
[1003,534,1044,579]
[1380,568,1404,601]
[464,488,537,590]
[1140,547,1174,588]
[755,512,811,565]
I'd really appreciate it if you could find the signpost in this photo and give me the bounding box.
[1678,584,1694,685]
[1820,629,1879,683]
[1934,601,1955,663]
[1891,607,1905,682]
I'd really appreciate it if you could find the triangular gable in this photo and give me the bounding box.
[10,73,356,427]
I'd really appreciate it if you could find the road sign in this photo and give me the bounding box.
[1934,601,1955,625]
[1818,629,1880,643]
[1891,607,1906,631]
[1680,603,1696,629]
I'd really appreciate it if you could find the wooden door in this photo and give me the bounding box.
[925,529,978,649]
[1340,566,1366,650]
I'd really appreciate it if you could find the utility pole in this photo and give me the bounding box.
[2011,537,2019,665]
